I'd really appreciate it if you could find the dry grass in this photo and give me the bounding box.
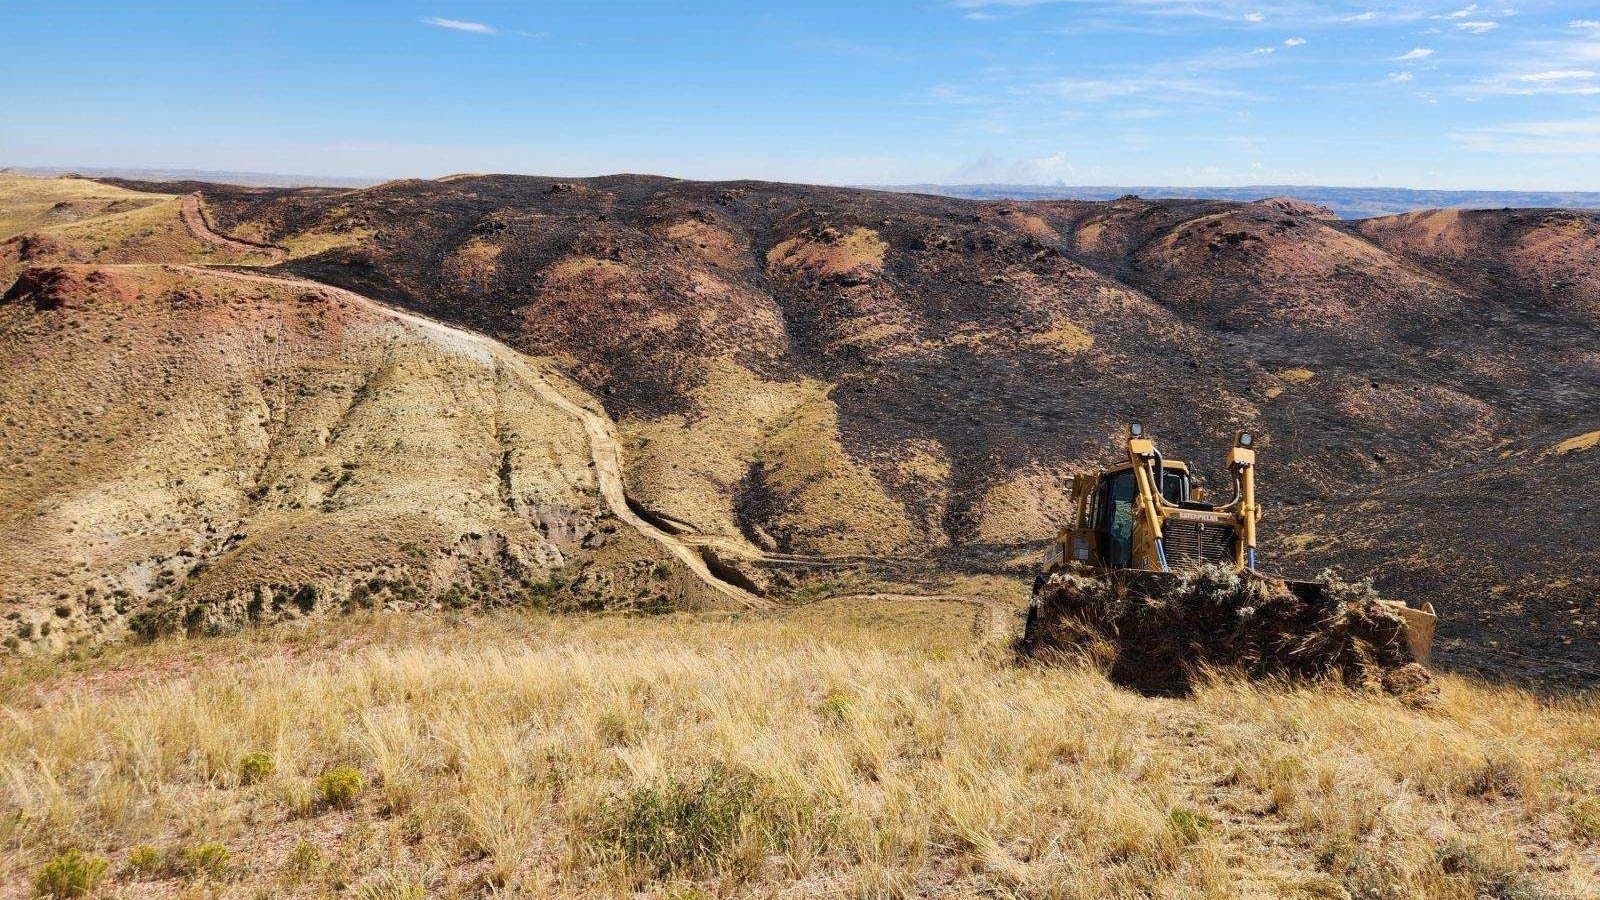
[0,176,158,240]
[766,227,887,279]
[1553,430,1600,455]
[0,176,274,285]
[2,608,1595,899]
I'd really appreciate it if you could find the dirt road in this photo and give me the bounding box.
[173,206,769,609]
[181,194,286,263]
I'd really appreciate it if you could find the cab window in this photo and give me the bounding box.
[1100,471,1137,568]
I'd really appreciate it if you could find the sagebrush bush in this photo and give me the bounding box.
[588,765,803,884]
[177,842,230,880]
[238,751,275,785]
[33,849,107,898]
[317,766,365,809]
[1166,808,1213,846]
[126,844,161,877]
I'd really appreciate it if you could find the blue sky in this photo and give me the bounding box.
[3,1,1598,188]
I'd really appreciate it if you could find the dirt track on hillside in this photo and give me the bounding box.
[181,193,286,263]
[173,208,769,610]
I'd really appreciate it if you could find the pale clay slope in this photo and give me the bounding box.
[0,266,606,651]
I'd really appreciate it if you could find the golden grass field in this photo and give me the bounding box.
[3,605,1596,899]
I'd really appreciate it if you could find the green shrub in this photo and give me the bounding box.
[33,849,108,898]
[316,766,365,809]
[1167,808,1214,846]
[239,751,275,785]
[815,689,852,724]
[588,765,806,883]
[126,844,162,877]
[176,842,230,880]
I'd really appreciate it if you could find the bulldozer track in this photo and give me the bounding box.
[168,206,771,610]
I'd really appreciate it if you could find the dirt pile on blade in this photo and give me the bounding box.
[1021,565,1436,701]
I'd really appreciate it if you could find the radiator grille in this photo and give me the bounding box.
[1162,520,1237,569]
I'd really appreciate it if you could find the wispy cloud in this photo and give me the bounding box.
[1284,36,1306,46]
[1471,69,1600,95]
[1457,20,1499,33]
[1395,47,1435,60]
[1454,118,1600,154]
[422,17,495,35]
[1461,27,1600,97]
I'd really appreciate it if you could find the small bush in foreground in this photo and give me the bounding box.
[34,849,107,898]
[587,765,806,884]
[1166,808,1213,846]
[176,842,231,880]
[126,845,161,877]
[238,751,275,785]
[317,766,365,809]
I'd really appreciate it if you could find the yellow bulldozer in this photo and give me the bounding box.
[1028,424,1436,666]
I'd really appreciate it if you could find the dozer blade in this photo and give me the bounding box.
[1273,577,1437,666]
[1023,567,1439,694]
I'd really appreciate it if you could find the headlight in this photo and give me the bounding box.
[1130,423,1144,437]
[1238,431,1253,447]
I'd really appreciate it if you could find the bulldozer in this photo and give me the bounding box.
[1025,424,1436,669]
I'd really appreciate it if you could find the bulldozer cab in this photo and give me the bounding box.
[1090,464,1191,568]
[1067,452,1206,573]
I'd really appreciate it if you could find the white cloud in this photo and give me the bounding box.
[1386,70,1415,83]
[1570,20,1600,29]
[1395,47,1434,60]
[1457,20,1499,33]
[1284,36,1306,46]
[422,17,495,34]
[1343,11,1376,22]
[1437,4,1479,19]
[1454,118,1600,154]
[1249,46,1275,54]
[1243,12,1265,22]
[1517,69,1598,83]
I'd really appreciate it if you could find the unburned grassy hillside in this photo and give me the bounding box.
[1,608,1597,899]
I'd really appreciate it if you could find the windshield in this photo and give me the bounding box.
[1102,471,1137,567]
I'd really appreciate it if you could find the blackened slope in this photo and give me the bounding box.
[203,175,1600,683]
